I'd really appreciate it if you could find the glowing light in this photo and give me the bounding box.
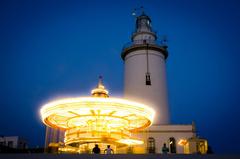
[178,139,187,146]
[40,97,155,130]
[40,79,155,153]
[117,139,144,145]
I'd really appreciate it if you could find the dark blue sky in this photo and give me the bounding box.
[1,0,240,154]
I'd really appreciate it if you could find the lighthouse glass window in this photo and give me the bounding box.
[147,20,152,29]
[147,20,150,26]
[141,19,147,27]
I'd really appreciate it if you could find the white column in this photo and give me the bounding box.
[123,49,169,124]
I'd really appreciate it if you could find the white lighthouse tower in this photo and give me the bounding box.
[121,12,169,124]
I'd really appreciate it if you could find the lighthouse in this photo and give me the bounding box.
[40,11,208,154]
[121,12,169,124]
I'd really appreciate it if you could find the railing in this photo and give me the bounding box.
[132,29,157,35]
[122,39,167,52]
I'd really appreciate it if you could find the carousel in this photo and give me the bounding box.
[40,77,155,153]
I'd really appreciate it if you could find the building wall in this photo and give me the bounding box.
[124,49,169,124]
[0,136,27,149]
[132,125,195,154]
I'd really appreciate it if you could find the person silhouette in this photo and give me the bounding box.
[162,143,169,154]
[104,145,114,154]
[92,144,100,154]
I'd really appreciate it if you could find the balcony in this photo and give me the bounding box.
[122,39,167,52]
[121,39,168,60]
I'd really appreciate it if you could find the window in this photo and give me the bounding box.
[23,143,27,149]
[169,137,176,153]
[145,73,151,85]
[8,141,13,148]
[147,137,155,153]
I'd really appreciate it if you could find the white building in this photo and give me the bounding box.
[0,136,27,149]
[122,12,169,125]
[121,12,208,154]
